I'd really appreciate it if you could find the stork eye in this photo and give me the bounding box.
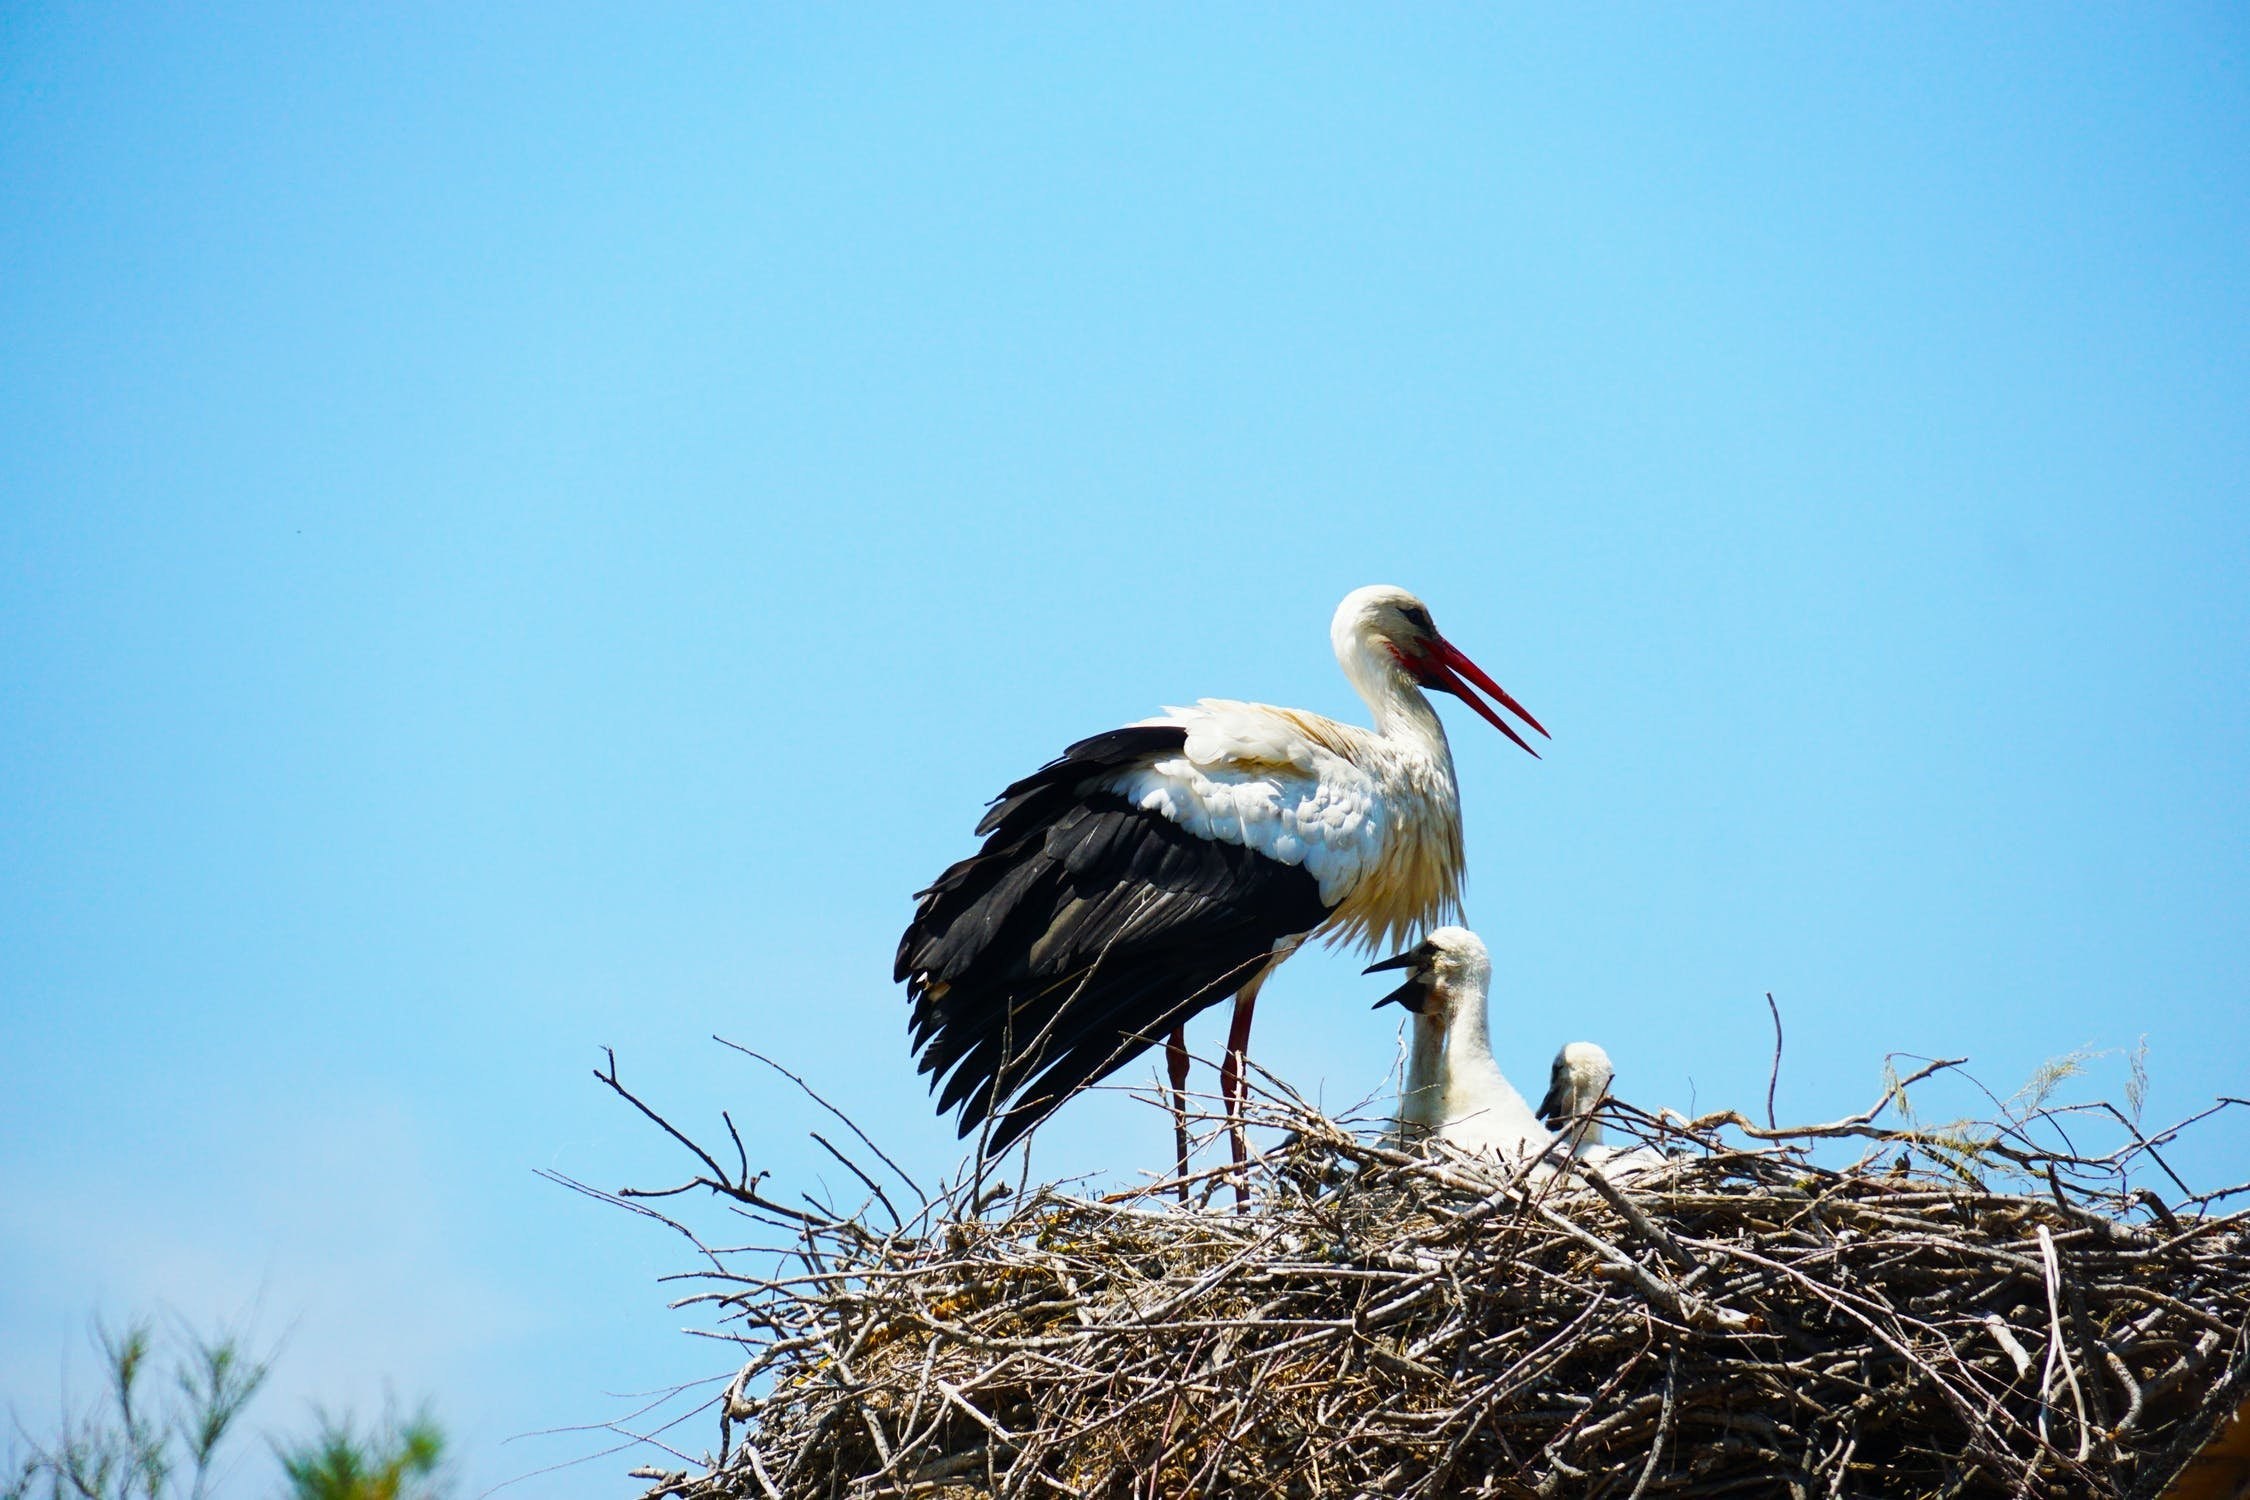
[1400,605,1434,634]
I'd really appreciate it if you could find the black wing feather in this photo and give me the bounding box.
[899,725,1330,1153]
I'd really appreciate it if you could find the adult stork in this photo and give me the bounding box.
[896,584,1547,1167]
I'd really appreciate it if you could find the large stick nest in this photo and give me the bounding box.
[573,1050,2249,1500]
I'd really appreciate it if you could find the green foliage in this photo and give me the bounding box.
[4,1318,444,1500]
[274,1410,444,1500]
[1874,1042,2165,1194]
[1876,1058,1993,1186]
[2125,1034,2150,1125]
[2006,1043,2100,1118]
[3,1318,269,1500]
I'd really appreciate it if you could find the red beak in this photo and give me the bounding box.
[1427,637,1549,758]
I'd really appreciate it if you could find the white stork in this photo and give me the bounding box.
[1536,1041,1616,1152]
[1536,1040,1672,1179]
[898,584,1546,1163]
[1369,926,1551,1163]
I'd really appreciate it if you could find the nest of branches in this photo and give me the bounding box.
[571,1047,2249,1500]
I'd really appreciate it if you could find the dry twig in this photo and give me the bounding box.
[591,1052,2248,1500]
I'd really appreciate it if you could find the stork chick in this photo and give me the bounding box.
[1537,1040,1672,1180]
[1368,927,1550,1163]
[1536,1041,1614,1154]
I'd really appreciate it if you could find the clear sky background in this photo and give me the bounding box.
[3,7,2245,1496]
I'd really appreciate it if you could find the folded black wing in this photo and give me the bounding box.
[897,725,1330,1153]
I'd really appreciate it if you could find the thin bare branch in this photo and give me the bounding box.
[574,1043,2244,1500]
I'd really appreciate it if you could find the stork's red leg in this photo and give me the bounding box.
[1220,983,1261,1207]
[1165,1025,1191,1201]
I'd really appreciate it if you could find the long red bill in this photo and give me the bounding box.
[1432,637,1549,758]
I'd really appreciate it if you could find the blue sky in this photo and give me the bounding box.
[3,7,2245,1495]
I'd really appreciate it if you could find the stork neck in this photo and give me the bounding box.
[1383,682,1452,757]
[1443,981,1497,1066]
[1398,1011,1446,1137]
[1569,1085,1607,1149]
[1340,642,1454,761]
[1437,978,1516,1131]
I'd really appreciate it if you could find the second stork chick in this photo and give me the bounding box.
[1537,1039,1670,1180]
[1536,1041,1615,1154]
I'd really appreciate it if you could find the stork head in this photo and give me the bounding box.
[1536,1040,1615,1126]
[1331,585,1549,757]
[1366,924,1492,1016]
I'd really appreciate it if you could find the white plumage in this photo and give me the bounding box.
[1373,927,1553,1165]
[900,585,1548,1165]
[1113,704,1390,909]
[1536,1040,1670,1181]
[1374,949,1675,1186]
[1537,1041,1616,1152]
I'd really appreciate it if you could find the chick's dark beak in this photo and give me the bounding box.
[1372,977,1429,1015]
[1366,949,1430,1014]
